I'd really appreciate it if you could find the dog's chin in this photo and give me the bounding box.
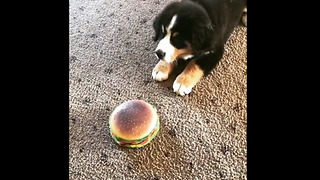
[161,53,193,64]
[162,57,176,64]
[164,57,187,65]
[165,57,185,66]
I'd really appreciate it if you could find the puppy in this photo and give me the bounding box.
[152,0,247,96]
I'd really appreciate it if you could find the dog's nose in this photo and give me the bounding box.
[155,50,165,60]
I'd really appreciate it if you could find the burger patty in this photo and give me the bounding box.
[111,119,160,147]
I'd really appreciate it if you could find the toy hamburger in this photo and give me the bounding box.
[109,100,160,148]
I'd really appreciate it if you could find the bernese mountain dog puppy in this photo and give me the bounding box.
[152,0,247,96]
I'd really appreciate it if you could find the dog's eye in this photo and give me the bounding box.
[172,32,179,37]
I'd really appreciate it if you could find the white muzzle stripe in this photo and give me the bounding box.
[155,15,178,63]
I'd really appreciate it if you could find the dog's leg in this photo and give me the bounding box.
[173,46,224,96]
[173,60,204,96]
[242,7,247,27]
[152,60,174,81]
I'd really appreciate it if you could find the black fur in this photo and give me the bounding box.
[153,0,247,76]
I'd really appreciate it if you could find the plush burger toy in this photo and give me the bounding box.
[109,100,160,148]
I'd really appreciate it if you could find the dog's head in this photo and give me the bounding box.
[153,1,214,63]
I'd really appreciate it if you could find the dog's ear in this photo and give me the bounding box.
[153,15,161,42]
[192,23,214,51]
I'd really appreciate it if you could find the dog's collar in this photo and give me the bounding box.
[181,54,194,61]
[173,50,214,65]
[203,50,215,55]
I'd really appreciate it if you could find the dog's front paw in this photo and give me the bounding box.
[172,61,204,96]
[152,61,173,81]
[242,7,247,27]
[242,13,247,27]
[173,77,194,96]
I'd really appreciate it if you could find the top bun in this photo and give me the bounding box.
[109,100,158,141]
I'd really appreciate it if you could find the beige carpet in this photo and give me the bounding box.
[69,0,247,179]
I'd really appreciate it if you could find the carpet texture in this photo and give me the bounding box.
[69,0,247,179]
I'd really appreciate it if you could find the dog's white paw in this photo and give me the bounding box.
[242,13,247,27]
[173,79,193,96]
[172,61,204,96]
[152,68,169,81]
[152,61,173,82]
[242,7,247,27]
